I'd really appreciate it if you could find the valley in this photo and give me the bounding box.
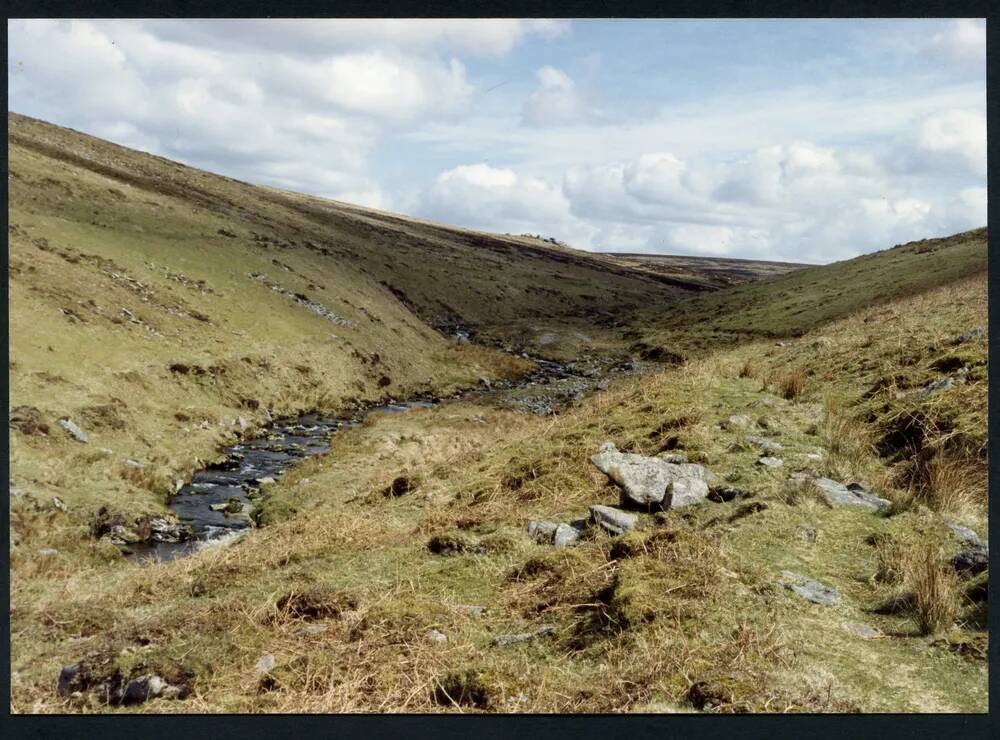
[7,113,989,714]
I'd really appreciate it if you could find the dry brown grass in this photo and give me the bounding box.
[820,395,876,481]
[737,356,759,380]
[919,450,983,514]
[776,369,805,400]
[906,544,959,636]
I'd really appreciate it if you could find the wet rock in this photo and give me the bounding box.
[952,545,988,576]
[590,441,711,509]
[807,477,891,512]
[426,629,448,644]
[9,405,49,436]
[57,417,87,443]
[745,435,782,451]
[946,523,984,548]
[757,456,784,468]
[844,622,881,639]
[589,505,637,536]
[778,571,840,605]
[149,518,191,543]
[491,624,555,646]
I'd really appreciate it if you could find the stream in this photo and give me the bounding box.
[128,353,644,562]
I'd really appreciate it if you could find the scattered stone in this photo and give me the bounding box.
[120,675,172,706]
[50,496,68,512]
[57,417,87,443]
[658,452,688,464]
[796,526,818,543]
[57,665,81,697]
[426,629,448,645]
[296,623,329,635]
[778,571,840,605]
[807,477,891,512]
[124,459,144,469]
[455,605,487,617]
[236,416,250,433]
[37,548,59,557]
[919,377,955,398]
[553,523,582,547]
[952,545,988,576]
[254,654,276,678]
[478,376,491,389]
[588,505,637,536]
[745,435,782,451]
[491,625,555,647]
[527,521,558,544]
[802,452,823,461]
[845,622,882,639]
[149,518,191,543]
[721,415,751,430]
[946,523,983,548]
[757,456,784,468]
[707,487,754,503]
[953,326,985,345]
[590,441,711,509]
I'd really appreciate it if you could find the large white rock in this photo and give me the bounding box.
[590,441,711,509]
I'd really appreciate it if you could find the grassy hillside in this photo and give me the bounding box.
[7,112,987,715]
[11,270,987,713]
[631,228,987,355]
[7,111,697,519]
[600,252,809,290]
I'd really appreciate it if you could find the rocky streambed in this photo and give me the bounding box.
[128,353,649,562]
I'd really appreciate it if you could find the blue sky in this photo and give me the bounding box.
[7,19,986,263]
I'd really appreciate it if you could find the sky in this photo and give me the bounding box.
[6,18,987,263]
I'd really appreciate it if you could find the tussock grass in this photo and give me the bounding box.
[906,544,959,636]
[776,369,806,400]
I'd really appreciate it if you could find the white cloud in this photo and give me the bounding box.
[914,108,987,176]
[929,19,986,68]
[7,19,986,264]
[522,66,589,126]
[422,163,572,231]
[138,19,570,59]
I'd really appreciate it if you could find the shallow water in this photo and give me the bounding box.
[127,401,434,562]
[127,353,638,563]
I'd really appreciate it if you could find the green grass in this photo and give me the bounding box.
[7,112,988,714]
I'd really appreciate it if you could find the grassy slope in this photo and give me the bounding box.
[600,252,809,290]
[7,111,695,517]
[631,228,987,355]
[7,113,988,714]
[11,273,987,714]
